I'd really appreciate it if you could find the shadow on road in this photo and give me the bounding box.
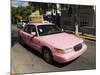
[11,32,18,47]
[20,42,78,68]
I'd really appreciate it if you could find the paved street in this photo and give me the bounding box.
[11,25,96,74]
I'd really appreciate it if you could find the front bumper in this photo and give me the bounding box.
[53,44,87,63]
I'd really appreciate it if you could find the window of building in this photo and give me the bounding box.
[80,15,89,27]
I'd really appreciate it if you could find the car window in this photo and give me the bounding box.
[37,25,62,36]
[31,25,36,32]
[30,25,37,36]
[23,25,31,33]
[23,25,37,34]
[23,25,29,32]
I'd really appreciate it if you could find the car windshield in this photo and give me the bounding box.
[37,25,62,36]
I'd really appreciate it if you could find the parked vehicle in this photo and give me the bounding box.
[17,20,29,29]
[18,21,87,64]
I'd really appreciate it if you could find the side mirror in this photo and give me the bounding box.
[31,32,36,36]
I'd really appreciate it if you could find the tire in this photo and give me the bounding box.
[42,48,53,64]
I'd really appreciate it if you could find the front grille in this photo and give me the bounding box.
[74,43,82,51]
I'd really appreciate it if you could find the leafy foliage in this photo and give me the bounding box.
[11,6,32,24]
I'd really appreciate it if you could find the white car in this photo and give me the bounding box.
[17,20,29,28]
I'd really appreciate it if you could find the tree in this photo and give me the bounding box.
[11,6,33,24]
[28,2,57,14]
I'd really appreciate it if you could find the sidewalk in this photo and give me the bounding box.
[80,34,96,41]
[65,30,96,41]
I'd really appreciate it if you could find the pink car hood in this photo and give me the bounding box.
[39,33,83,49]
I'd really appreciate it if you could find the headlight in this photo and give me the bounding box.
[63,48,73,53]
[54,48,73,54]
[54,48,64,53]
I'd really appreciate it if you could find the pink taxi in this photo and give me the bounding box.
[18,21,87,64]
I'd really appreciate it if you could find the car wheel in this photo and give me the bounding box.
[43,48,53,64]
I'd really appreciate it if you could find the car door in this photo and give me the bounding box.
[29,25,42,52]
[23,25,41,51]
[21,25,33,45]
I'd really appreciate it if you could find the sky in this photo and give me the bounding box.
[11,0,29,7]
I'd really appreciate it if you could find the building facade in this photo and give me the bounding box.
[60,5,96,35]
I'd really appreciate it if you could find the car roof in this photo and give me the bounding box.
[28,21,55,26]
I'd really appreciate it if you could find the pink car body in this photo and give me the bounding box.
[18,22,87,63]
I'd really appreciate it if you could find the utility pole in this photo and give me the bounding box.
[74,5,79,36]
[75,23,79,36]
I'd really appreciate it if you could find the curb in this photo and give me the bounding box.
[11,67,16,75]
[66,31,96,41]
[80,35,96,41]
